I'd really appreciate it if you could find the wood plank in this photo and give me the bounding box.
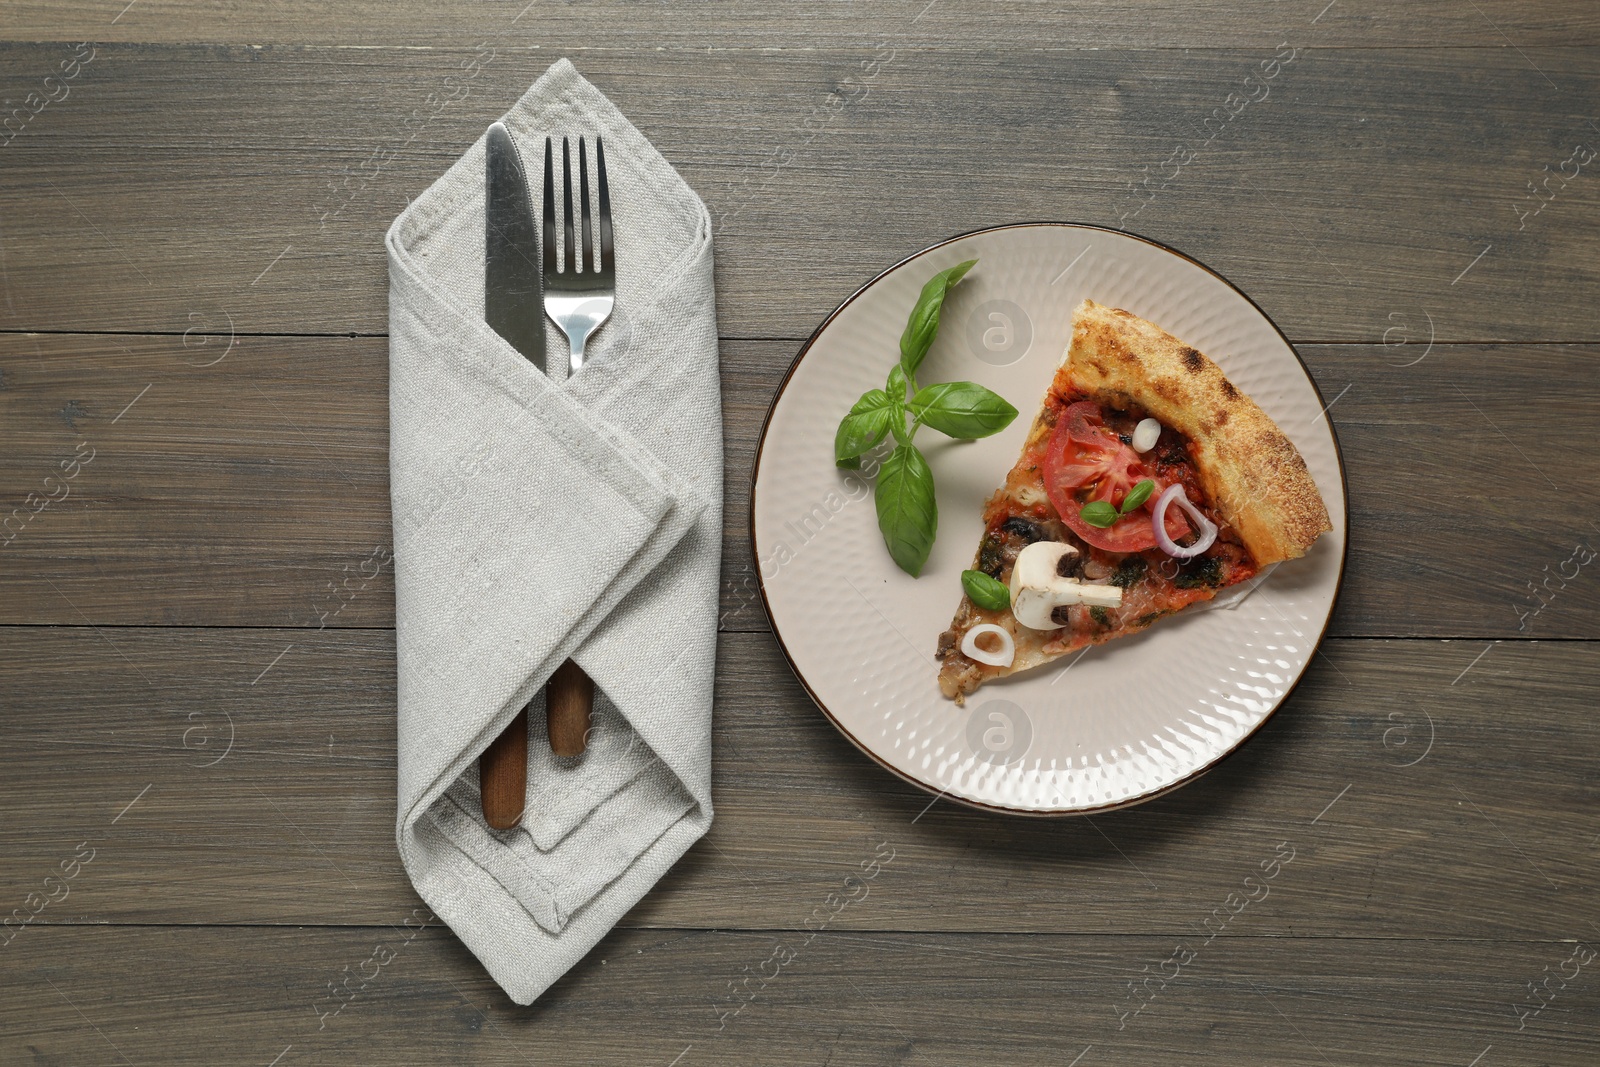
[1,628,1594,939]
[2,333,1596,637]
[8,0,1600,48]
[4,925,1596,1064]
[0,333,393,628]
[2,44,1599,341]
[1,12,1591,1053]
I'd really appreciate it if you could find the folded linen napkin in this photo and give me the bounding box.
[385,58,721,1005]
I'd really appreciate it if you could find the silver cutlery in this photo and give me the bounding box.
[477,129,620,829]
[543,135,615,377]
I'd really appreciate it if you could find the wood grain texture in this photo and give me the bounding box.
[1,5,1597,1049]
[4,925,1597,1065]
[2,333,1594,637]
[0,627,1593,940]
[1,44,1598,341]
[9,0,1600,47]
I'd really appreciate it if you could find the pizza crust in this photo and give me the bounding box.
[1066,300,1332,566]
[935,301,1333,701]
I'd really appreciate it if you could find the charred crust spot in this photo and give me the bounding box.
[1214,408,1229,426]
[1220,380,1240,399]
[1179,347,1204,372]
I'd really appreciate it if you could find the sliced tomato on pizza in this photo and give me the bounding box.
[936,299,1332,703]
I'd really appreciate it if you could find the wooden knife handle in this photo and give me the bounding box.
[546,659,593,758]
[479,709,527,831]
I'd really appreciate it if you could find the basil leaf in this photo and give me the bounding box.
[898,258,978,379]
[885,365,910,444]
[909,381,1019,440]
[1080,501,1119,528]
[1120,478,1156,513]
[961,569,1011,611]
[834,388,894,466]
[876,443,938,576]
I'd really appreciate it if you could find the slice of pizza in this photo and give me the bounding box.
[935,299,1332,702]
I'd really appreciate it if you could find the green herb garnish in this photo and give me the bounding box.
[1079,501,1120,528]
[1172,555,1224,589]
[899,260,978,377]
[875,444,937,577]
[836,259,1019,576]
[961,569,1011,610]
[1110,556,1148,589]
[1080,479,1156,530]
[833,389,895,469]
[1089,605,1111,627]
[909,381,1019,440]
[976,532,1005,578]
[1120,478,1156,513]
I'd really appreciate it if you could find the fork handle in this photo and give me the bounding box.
[553,659,598,758]
[479,658,592,828]
[565,331,587,376]
[546,659,593,757]
[479,709,527,830]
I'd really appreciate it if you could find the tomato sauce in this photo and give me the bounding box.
[975,389,1257,654]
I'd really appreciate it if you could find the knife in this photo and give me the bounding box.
[479,121,542,831]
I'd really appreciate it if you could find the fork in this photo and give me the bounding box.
[543,135,614,377]
[539,134,615,758]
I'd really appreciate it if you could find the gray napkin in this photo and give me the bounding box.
[385,58,720,1005]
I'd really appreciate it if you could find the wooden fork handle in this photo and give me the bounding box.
[478,659,593,829]
[479,709,527,830]
[546,659,593,758]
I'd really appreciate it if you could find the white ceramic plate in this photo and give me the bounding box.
[751,224,1347,815]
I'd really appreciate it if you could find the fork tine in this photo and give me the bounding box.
[561,136,575,274]
[596,135,613,278]
[542,137,556,277]
[577,137,592,275]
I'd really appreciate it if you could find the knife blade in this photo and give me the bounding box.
[485,121,543,366]
[479,121,541,832]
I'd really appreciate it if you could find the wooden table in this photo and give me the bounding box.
[3,2,1597,1062]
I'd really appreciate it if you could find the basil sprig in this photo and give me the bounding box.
[1080,501,1120,528]
[961,569,1011,610]
[900,259,977,379]
[833,389,895,469]
[834,258,1018,576]
[876,444,938,575]
[885,365,911,444]
[1121,478,1156,513]
[1079,478,1157,529]
[909,381,1019,439]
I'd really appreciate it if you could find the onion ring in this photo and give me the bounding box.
[960,623,1015,668]
[1151,483,1218,558]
